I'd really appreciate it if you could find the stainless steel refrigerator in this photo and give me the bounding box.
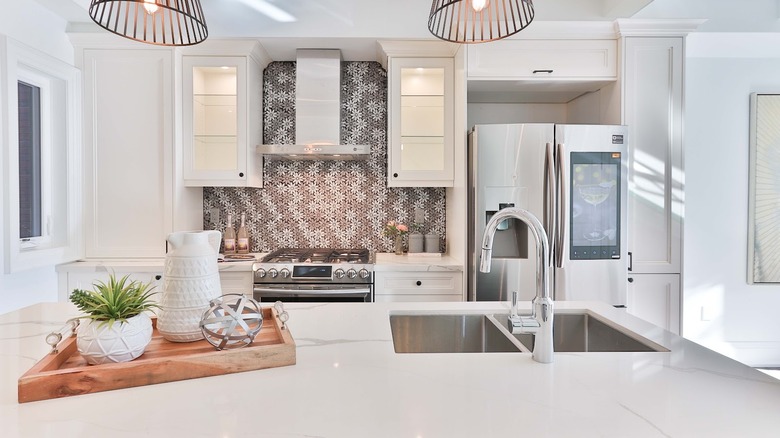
[468,123,629,305]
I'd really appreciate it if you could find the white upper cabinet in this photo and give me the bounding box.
[181,42,267,187]
[78,48,174,258]
[623,37,683,274]
[388,57,454,187]
[467,39,617,80]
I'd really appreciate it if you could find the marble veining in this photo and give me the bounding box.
[4,301,780,437]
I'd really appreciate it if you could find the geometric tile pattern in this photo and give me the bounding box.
[203,61,447,253]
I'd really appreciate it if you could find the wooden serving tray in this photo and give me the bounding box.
[18,307,295,403]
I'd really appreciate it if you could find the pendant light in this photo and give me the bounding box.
[428,0,534,43]
[88,0,208,46]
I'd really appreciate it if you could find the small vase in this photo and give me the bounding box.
[394,235,404,255]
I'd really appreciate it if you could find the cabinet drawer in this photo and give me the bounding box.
[467,39,617,80]
[219,271,253,296]
[375,271,463,296]
[375,294,462,303]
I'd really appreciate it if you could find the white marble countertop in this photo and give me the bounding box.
[3,300,780,437]
[374,252,463,271]
[56,255,265,273]
[58,252,464,273]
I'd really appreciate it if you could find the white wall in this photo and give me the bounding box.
[0,1,73,314]
[684,33,780,366]
[0,1,73,64]
[635,0,780,32]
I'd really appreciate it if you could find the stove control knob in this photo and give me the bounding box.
[280,268,290,279]
[334,268,346,279]
[255,268,266,279]
[347,269,358,279]
[268,268,279,278]
[358,269,370,279]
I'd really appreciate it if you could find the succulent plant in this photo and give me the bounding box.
[70,273,160,326]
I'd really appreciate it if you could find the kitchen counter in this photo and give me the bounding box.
[374,252,463,271]
[56,254,264,273]
[3,301,779,437]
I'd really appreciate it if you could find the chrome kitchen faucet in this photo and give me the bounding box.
[480,207,554,364]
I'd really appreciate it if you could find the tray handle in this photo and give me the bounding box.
[45,318,80,354]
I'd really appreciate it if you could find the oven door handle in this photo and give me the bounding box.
[252,286,372,295]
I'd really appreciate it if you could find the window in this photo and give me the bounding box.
[17,81,43,242]
[1,37,81,273]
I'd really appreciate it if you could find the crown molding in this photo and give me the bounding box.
[615,19,707,37]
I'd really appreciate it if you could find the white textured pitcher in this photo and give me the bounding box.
[157,230,222,342]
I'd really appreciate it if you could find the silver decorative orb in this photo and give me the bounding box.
[199,294,263,350]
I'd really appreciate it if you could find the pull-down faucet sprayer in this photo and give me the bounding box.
[479,207,554,363]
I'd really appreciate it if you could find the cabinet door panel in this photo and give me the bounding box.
[626,273,680,334]
[388,58,454,187]
[83,49,172,258]
[624,38,683,273]
[183,57,246,183]
[467,40,617,79]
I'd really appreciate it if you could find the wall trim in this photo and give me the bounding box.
[616,19,706,37]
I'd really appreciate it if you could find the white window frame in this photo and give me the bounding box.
[17,70,53,249]
[1,36,82,274]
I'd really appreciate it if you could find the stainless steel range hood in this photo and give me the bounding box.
[257,49,370,160]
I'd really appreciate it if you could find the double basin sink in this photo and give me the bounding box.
[389,311,667,354]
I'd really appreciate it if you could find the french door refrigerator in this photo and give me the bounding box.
[468,123,629,305]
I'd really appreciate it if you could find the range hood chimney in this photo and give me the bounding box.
[257,49,370,160]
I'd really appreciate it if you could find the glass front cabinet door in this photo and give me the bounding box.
[182,56,263,187]
[388,57,454,187]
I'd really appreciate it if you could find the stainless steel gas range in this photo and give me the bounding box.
[252,248,374,303]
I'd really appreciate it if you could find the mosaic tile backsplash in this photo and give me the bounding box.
[203,61,446,253]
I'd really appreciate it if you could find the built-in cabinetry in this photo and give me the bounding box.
[626,273,681,335]
[375,271,464,302]
[218,271,254,296]
[56,261,255,302]
[387,57,454,187]
[181,41,268,187]
[467,39,617,81]
[620,31,687,334]
[77,46,175,258]
[56,265,164,302]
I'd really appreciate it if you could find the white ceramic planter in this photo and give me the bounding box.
[76,313,153,365]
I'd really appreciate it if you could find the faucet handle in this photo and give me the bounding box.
[507,315,541,335]
[511,291,518,318]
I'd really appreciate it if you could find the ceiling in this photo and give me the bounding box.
[37,0,656,60]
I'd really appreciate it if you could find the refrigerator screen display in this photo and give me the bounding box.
[570,152,621,260]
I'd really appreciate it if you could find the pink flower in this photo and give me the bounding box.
[382,220,409,237]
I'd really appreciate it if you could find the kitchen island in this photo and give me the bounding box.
[2,301,780,437]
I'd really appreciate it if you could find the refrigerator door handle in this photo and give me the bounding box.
[543,142,556,266]
[555,143,566,268]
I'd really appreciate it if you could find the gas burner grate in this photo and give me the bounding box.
[261,248,370,264]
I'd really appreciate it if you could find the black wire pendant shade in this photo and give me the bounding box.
[88,0,208,46]
[428,0,534,43]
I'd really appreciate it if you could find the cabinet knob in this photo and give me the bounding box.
[155,275,162,281]
[416,280,422,286]
[627,277,634,283]
[393,173,398,178]
[239,172,244,177]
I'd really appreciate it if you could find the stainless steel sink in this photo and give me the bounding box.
[508,312,668,353]
[389,312,667,354]
[389,314,526,353]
